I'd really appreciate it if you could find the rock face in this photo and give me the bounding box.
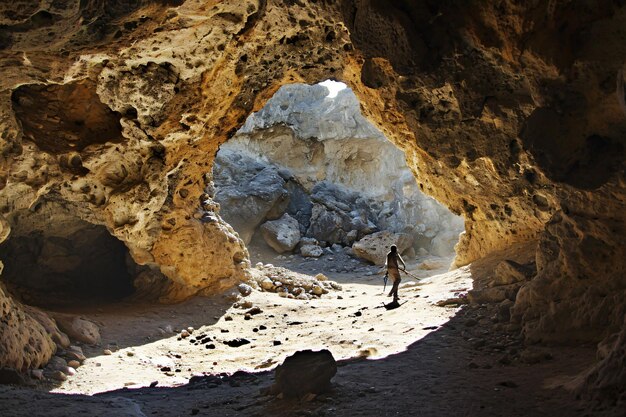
[0,0,623,404]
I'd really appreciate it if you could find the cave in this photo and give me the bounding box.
[0,202,135,308]
[213,80,464,267]
[0,0,625,415]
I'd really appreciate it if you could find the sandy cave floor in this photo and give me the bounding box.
[0,244,621,417]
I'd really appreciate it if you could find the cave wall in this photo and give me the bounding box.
[0,0,624,396]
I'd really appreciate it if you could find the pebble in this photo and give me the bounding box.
[30,369,44,380]
[103,349,113,355]
[224,316,233,321]
[68,360,80,368]
[127,351,135,356]
[50,371,67,381]
[65,367,76,376]
[181,330,190,338]
[238,283,253,296]
[65,351,86,362]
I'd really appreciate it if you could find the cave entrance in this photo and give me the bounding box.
[0,202,136,309]
[213,81,464,272]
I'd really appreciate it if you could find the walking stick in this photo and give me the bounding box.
[400,269,421,280]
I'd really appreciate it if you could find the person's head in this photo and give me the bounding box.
[390,245,397,253]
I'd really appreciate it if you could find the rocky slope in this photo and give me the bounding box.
[0,0,624,404]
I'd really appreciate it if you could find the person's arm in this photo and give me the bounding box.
[398,253,406,270]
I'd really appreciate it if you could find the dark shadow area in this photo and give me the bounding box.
[520,107,625,190]
[0,223,134,308]
[0,302,615,417]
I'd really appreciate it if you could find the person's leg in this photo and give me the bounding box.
[391,277,401,300]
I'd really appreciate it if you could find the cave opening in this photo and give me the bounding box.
[213,81,464,272]
[0,202,137,309]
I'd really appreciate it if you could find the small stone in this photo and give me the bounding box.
[187,327,194,334]
[312,285,324,296]
[245,306,263,316]
[224,338,251,348]
[103,349,113,355]
[31,369,44,380]
[65,367,76,376]
[67,360,80,368]
[238,283,253,296]
[260,278,274,291]
[51,370,67,381]
[65,351,86,362]
[315,273,328,281]
[181,330,190,338]
[273,340,282,346]
[224,315,233,321]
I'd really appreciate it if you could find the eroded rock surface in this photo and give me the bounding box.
[0,0,624,405]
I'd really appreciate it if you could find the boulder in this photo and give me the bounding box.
[492,260,535,286]
[301,244,323,258]
[351,231,413,265]
[272,349,337,398]
[260,214,301,253]
[50,314,101,345]
[213,151,288,244]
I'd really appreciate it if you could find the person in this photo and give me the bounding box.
[385,245,406,302]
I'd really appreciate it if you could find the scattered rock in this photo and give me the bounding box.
[103,349,113,355]
[50,370,67,381]
[67,360,80,368]
[224,338,251,348]
[300,244,323,258]
[30,369,44,380]
[237,283,253,296]
[245,306,263,316]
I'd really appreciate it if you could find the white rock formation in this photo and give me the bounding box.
[216,83,464,257]
[260,214,301,253]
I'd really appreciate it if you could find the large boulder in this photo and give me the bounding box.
[51,314,101,345]
[272,349,337,398]
[260,214,301,253]
[213,151,288,244]
[352,231,413,265]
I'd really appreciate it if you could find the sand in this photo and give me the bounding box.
[0,245,621,417]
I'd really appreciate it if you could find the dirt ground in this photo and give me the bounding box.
[0,242,621,417]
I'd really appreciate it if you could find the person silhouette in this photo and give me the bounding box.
[385,245,406,302]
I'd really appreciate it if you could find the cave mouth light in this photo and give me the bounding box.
[319,79,347,98]
[212,81,464,267]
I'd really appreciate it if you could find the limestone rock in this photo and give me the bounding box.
[272,349,337,398]
[260,214,301,253]
[352,231,413,265]
[0,286,55,370]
